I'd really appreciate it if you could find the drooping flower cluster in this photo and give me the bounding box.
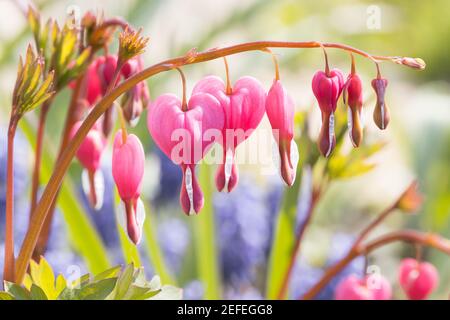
[312,50,391,157]
[69,50,150,243]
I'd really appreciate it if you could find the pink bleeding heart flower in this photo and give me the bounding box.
[70,121,107,210]
[343,69,364,147]
[398,258,439,300]
[312,68,344,157]
[192,75,266,192]
[265,79,299,186]
[335,274,392,300]
[372,77,390,130]
[148,93,224,215]
[112,130,146,244]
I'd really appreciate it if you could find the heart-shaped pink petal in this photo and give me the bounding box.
[193,75,266,192]
[147,92,224,214]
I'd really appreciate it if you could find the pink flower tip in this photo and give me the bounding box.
[398,258,439,300]
[335,274,392,300]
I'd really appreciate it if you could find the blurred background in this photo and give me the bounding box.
[0,0,449,299]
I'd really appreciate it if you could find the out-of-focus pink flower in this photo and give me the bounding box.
[69,56,104,107]
[70,121,107,210]
[192,75,266,192]
[312,68,344,157]
[335,274,392,300]
[398,258,439,300]
[147,93,224,215]
[112,130,146,244]
[265,79,299,186]
[120,56,150,126]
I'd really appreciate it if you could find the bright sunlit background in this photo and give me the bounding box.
[0,0,449,299]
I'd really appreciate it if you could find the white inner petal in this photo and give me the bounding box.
[81,169,104,210]
[130,115,140,127]
[81,169,90,200]
[380,104,385,129]
[271,137,281,177]
[289,140,300,185]
[185,167,195,215]
[360,108,365,129]
[326,113,335,157]
[135,197,146,227]
[93,170,104,210]
[223,149,234,192]
[115,200,127,232]
[347,108,355,147]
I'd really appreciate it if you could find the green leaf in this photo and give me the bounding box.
[142,206,176,286]
[29,257,56,299]
[78,278,117,300]
[193,163,221,299]
[265,165,302,299]
[30,284,48,300]
[94,265,122,281]
[265,131,315,299]
[112,264,135,300]
[0,292,14,300]
[4,282,30,300]
[19,118,111,275]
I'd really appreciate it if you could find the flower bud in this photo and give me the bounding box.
[312,69,344,157]
[112,130,146,244]
[266,79,299,186]
[343,72,364,147]
[120,57,150,126]
[398,258,439,300]
[372,77,390,130]
[98,55,119,92]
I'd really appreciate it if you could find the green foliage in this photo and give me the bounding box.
[327,142,385,179]
[12,45,54,115]
[194,163,221,299]
[28,6,91,90]
[1,257,181,300]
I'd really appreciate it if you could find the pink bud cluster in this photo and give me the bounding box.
[335,258,439,300]
[312,59,390,157]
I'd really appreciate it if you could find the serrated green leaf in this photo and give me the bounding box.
[79,278,117,300]
[30,284,48,300]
